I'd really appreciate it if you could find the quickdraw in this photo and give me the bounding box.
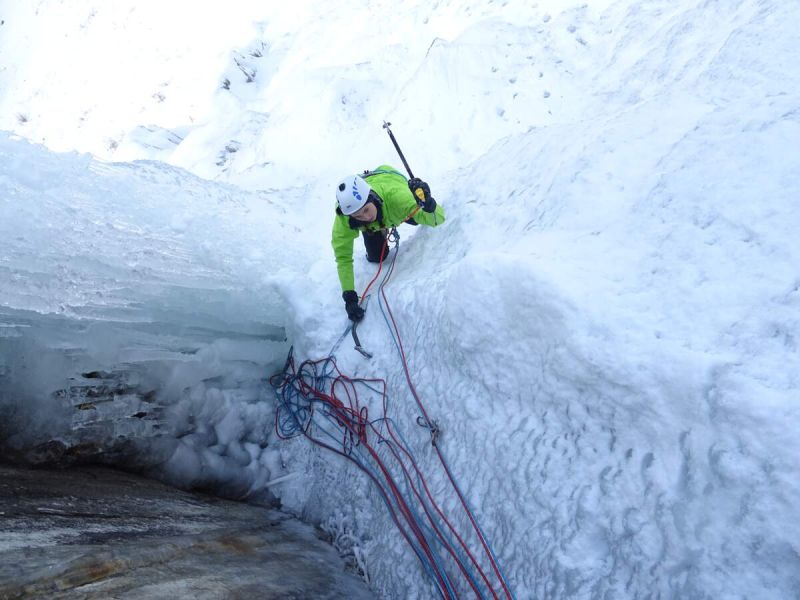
[417,415,441,447]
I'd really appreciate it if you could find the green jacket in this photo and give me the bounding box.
[331,165,446,291]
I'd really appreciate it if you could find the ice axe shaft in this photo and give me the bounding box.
[351,295,373,359]
[351,320,372,359]
[382,121,415,180]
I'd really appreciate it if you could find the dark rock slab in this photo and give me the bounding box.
[0,464,374,599]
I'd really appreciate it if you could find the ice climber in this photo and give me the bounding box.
[332,165,445,321]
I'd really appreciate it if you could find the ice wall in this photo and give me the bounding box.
[0,133,304,501]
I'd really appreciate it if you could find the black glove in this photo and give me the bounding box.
[408,178,437,213]
[342,290,365,322]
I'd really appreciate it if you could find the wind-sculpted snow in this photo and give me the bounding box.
[269,2,800,599]
[0,134,306,500]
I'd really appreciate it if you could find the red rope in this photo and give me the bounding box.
[352,208,512,599]
[274,355,462,598]
[359,206,421,302]
[272,203,515,599]
[376,241,515,600]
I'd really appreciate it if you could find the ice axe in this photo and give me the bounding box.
[382,121,428,205]
[349,124,421,360]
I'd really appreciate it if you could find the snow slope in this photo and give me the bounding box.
[270,2,800,598]
[2,0,800,598]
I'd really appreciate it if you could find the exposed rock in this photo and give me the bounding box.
[0,464,374,599]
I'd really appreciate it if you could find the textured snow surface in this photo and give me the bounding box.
[2,0,800,598]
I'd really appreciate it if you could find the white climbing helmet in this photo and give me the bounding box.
[336,174,372,215]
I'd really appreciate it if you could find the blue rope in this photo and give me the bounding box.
[271,350,457,599]
[377,417,490,599]
[375,235,517,600]
[271,233,515,599]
